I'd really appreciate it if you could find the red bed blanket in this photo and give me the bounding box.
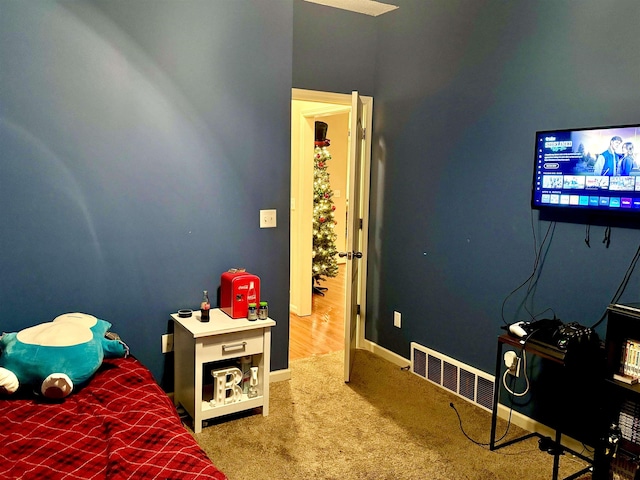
[0,356,227,480]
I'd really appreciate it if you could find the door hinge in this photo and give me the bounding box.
[363,128,366,140]
[359,218,363,229]
[357,304,361,315]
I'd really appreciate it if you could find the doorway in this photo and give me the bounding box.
[289,89,372,362]
[289,265,346,360]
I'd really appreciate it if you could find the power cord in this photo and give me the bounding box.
[449,401,514,447]
[449,373,518,448]
[450,348,534,447]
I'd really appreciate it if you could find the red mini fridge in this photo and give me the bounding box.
[220,271,260,319]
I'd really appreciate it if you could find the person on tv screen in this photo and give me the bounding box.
[619,142,636,176]
[593,136,622,176]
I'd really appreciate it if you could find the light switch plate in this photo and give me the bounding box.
[260,209,277,228]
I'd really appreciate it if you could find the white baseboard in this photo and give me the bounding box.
[270,368,291,383]
[360,338,410,368]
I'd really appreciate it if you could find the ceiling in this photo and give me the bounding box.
[304,0,399,17]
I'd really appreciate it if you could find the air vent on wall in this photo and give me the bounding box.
[410,342,495,412]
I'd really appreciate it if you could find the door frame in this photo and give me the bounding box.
[289,88,372,356]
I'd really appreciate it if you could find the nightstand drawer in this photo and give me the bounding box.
[199,329,264,361]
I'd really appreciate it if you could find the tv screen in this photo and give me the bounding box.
[532,124,640,215]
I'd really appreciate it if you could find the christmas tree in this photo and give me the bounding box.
[312,121,339,294]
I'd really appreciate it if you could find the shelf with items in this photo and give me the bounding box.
[612,337,640,384]
[606,377,640,395]
[617,398,640,454]
[199,355,266,413]
[605,306,640,380]
[602,304,640,475]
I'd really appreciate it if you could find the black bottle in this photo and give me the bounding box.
[200,290,210,322]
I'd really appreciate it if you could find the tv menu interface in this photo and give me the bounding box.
[532,125,640,212]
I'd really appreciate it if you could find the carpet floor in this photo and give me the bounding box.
[189,349,593,479]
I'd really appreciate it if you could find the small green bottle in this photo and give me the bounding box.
[258,301,268,320]
[247,303,258,321]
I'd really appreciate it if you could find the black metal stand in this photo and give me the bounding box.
[312,276,327,296]
[490,334,597,480]
[312,286,327,296]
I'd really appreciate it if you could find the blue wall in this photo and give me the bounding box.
[370,0,640,373]
[0,0,293,388]
[4,0,640,401]
[293,0,640,374]
[293,0,377,96]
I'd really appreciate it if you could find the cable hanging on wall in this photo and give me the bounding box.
[603,225,612,248]
[585,224,590,248]
[592,240,640,329]
[500,214,557,326]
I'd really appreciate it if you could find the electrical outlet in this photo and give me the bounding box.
[511,356,521,377]
[260,209,277,228]
[162,334,174,353]
[504,351,520,377]
[393,311,401,328]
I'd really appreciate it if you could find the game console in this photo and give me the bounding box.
[507,318,598,353]
[507,318,564,342]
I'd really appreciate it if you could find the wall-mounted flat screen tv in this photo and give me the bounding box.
[532,124,640,216]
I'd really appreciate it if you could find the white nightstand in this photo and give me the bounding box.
[172,308,276,433]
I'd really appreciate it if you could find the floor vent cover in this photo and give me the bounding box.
[410,342,494,412]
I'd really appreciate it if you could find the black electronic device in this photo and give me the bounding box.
[505,318,563,342]
[552,321,596,351]
[531,124,640,217]
[506,318,600,369]
[526,318,564,344]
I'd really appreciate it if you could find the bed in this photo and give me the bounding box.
[0,355,228,480]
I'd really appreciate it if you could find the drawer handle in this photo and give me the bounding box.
[222,341,247,353]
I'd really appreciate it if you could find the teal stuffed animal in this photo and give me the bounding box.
[0,313,128,399]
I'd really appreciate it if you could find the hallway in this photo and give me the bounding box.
[289,264,345,360]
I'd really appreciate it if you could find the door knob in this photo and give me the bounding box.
[338,251,363,259]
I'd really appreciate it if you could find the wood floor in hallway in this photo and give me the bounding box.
[289,264,345,360]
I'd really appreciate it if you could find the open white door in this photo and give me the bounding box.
[344,91,365,383]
